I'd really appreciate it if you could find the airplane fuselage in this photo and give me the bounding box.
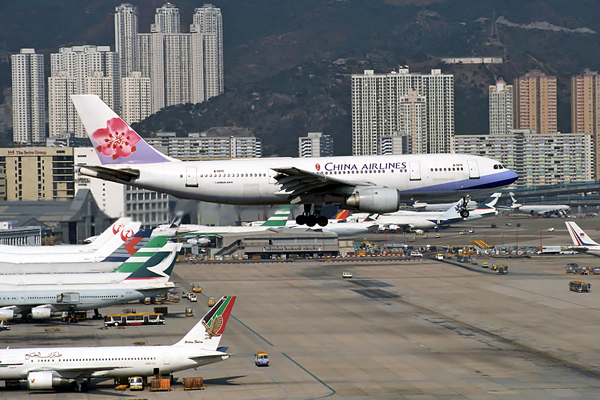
[83,154,516,206]
[0,345,227,382]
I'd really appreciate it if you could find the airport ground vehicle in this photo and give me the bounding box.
[491,264,507,271]
[566,263,579,273]
[129,376,145,390]
[497,266,508,275]
[192,284,202,293]
[185,307,193,317]
[207,297,215,307]
[255,352,269,366]
[104,312,165,327]
[410,251,423,258]
[569,281,591,293]
[342,272,353,278]
[436,253,444,261]
[0,319,9,331]
[482,261,489,268]
[188,293,197,302]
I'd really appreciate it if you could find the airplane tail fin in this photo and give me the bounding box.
[334,210,350,220]
[86,217,133,248]
[112,235,171,274]
[173,295,236,351]
[565,221,599,247]
[101,227,153,261]
[124,242,182,281]
[480,193,501,209]
[92,221,142,259]
[261,205,292,227]
[169,212,185,228]
[509,192,520,207]
[439,198,466,221]
[71,94,176,165]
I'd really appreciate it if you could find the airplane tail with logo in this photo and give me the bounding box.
[334,210,350,220]
[90,221,142,259]
[71,94,176,165]
[480,193,501,209]
[99,226,152,261]
[111,235,171,274]
[124,242,182,283]
[565,221,600,247]
[174,295,236,351]
[438,198,467,222]
[85,217,133,248]
[261,206,292,227]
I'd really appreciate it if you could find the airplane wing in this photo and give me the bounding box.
[272,167,370,203]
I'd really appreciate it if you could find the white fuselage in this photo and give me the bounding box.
[91,154,517,206]
[0,345,227,381]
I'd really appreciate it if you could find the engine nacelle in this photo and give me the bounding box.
[27,371,69,389]
[0,309,15,320]
[31,307,52,320]
[343,187,399,213]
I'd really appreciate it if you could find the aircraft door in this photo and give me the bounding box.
[185,167,198,187]
[467,160,480,179]
[163,353,171,365]
[409,162,421,181]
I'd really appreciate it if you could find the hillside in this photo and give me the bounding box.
[2,0,600,154]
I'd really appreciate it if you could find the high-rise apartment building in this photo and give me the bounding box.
[114,3,139,78]
[489,78,514,135]
[299,132,334,157]
[48,46,119,138]
[351,68,454,155]
[122,3,224,114]
[11,49,46,144]
[192,4,224,100]
[452,130,592,188]
[516,69,557,134]
[121,71,152,124]
[571,69,600,180]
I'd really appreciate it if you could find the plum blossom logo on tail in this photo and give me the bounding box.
[92,118,141,160]
[315,163,321,172]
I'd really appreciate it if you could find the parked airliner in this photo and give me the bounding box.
[0,218,132,254]
[152,206,292,239]
[565,221,600,257]
[0,295,234,392]
[72,95,518,227]
[506,192,570,217]
[0,225,151,274]
[0,241,180,322]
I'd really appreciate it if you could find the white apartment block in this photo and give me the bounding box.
[11,49,46,144]
[489,78,514,135]
[299,132,334,157]
[118,3,224,114]
[48,46,119,138]
[121,71,152,124]
[351,68,454,155]
[115,3,139,78]
[146,128,262,159]
[452,130,592,188]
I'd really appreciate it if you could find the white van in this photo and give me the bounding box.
[410,251,423,258]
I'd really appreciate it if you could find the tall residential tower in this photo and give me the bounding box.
[11,49,46,144]
[516,69,557,134]
[489,78,514,135]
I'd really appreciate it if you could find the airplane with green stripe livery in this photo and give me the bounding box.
[152,205,292,239]
[0,241,181,321]
[0,295,236,392]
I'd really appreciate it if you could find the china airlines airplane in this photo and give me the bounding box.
[0,295,235,392]
[72,95,518,227]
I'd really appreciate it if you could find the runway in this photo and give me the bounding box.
[2,215,600,399]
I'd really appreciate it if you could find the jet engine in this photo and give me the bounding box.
[27,371,69,389]
[31,306,52,320]
[0,309,14,320]
[343,187,399,213]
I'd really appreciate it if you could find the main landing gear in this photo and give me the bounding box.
[460,196,470,219]
[295,204,328,227]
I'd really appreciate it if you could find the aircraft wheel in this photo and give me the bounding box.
[80,381,88,392]
[460,209,469,218]
[296,214,307,225]
[306,215,317,227]
[317,216,328,227]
